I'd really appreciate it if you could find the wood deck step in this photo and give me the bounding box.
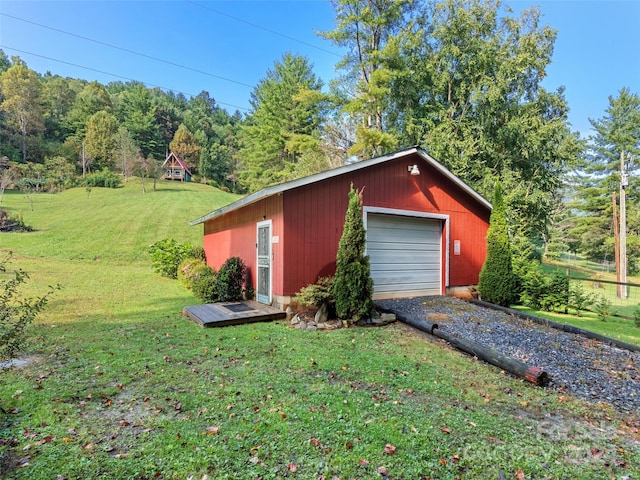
[183,300,286,328]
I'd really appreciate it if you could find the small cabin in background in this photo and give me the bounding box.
[163,152,192,182]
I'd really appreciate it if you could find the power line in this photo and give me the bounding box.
[186,0,341,58]
[0,13,254,89]
[0,45,249,112]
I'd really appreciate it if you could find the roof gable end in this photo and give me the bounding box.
[190,146,491,226]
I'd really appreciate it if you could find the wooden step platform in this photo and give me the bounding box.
[183,300,286,328]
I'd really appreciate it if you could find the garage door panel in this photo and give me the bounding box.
[367,213,442,298]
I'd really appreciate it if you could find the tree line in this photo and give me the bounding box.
[0,0,639,271]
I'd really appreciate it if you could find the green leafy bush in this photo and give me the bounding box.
[295,276,335,309]
[177,258,209,290]
[1,253,57,362]
[333,185,374,323]
[82,169,122,188]
[148,238,196,278]
[214,256,247,302]
[191,266,218,303]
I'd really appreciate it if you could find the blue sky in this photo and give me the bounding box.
[1,0,638,138]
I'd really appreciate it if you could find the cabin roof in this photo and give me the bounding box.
[190,146,491,226]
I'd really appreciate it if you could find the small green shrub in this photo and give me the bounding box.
[517,260,546,309]
[148,238,196,278]
[82,169,122,188]
[569,282,593,317]
[633,306,640,328]
[1,253,57,362]
[295,276,335,309]
[192,266,218,303]
[177,258,209,290]
[214,256,247,302]
[540,270,569,313]
[593,294,612,322]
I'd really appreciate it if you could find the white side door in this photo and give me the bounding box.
[256,220,272,304]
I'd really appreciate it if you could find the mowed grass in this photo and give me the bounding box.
[1,182,639,479]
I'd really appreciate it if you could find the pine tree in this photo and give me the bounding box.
[333,184,374,323]
[478,182,515,306]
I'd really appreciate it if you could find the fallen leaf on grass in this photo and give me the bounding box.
[205,426,220,435]
[358,459,370,467]
[515,469,525,480]
[287,463,297,472]
[440,427,451,434]
[383,443,396,455]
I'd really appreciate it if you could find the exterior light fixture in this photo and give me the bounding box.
[408,164,420,176]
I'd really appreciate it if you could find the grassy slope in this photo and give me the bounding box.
[0,182,638,479]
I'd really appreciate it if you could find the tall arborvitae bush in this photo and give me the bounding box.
[478,182,515,306]
[333,184,374,323]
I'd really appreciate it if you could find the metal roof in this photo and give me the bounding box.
[189,146,491,226]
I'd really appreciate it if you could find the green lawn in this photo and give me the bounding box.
[1,182,639,479]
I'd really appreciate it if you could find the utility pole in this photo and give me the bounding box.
[620,150,628,298]
[613,192,621,297]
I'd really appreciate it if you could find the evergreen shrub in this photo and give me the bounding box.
[333,184,374,323]
[478,182,515,307]
[214,256,248,302]
[295,276,335,310]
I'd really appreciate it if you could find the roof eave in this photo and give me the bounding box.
[189,146,491,226]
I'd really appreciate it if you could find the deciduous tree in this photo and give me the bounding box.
[0,59,44,163]
[169,124,201,170]
[84,110,119,171]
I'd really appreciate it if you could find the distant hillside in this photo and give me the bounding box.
[0,180,239,263]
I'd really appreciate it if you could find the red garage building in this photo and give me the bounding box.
[190,147,491,309]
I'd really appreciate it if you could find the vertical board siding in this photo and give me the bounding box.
[203,151,489,299]
[203,195,284,296]
[281,153,489,296]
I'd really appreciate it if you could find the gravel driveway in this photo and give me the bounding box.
[376,296,640,413]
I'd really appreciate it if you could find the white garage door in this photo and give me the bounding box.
[366,213,442,298]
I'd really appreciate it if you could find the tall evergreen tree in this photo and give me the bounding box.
[478,182,515,307]
[333,184,374,323]
[321,0,412,158]
[240,53,326,191]
[569,87,640,267]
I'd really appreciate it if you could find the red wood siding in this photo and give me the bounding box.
[203,195,284,295]
[201,150,489,300]
[280,152,489,296]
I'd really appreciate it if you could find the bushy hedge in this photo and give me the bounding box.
[82,169,122,188]
[191,257,248,303]
[149,238,200,279]
[177,258,209,290]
